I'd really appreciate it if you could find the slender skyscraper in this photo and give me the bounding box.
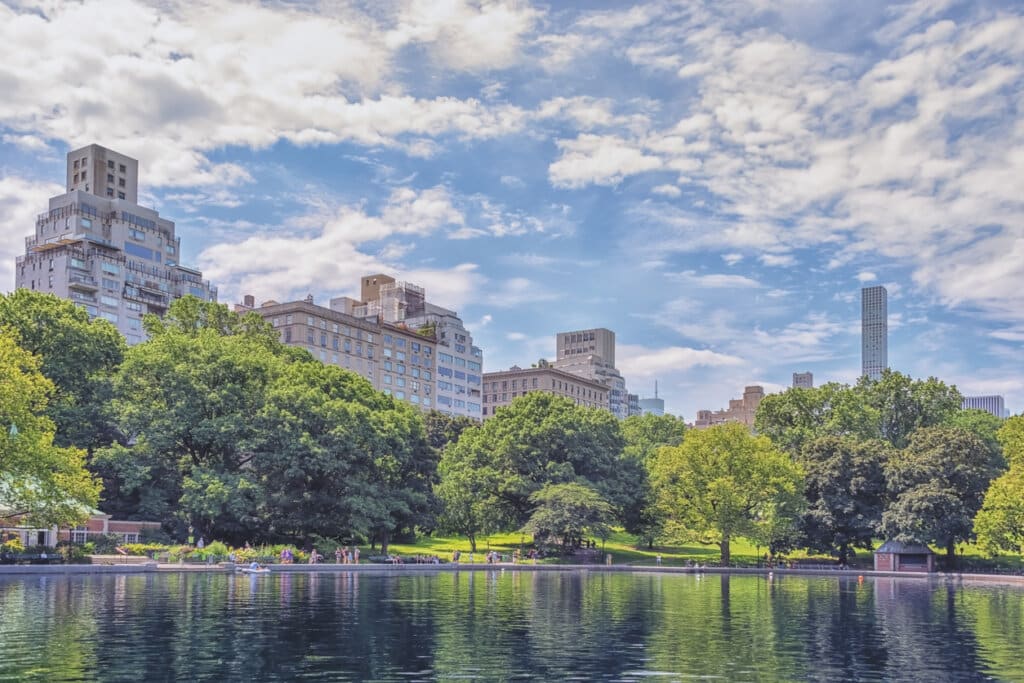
[861,286,888,380]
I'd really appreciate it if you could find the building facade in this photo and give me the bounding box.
[553,327,630,419]
[962,395,1007,419]
[237,295,438,411]
[792,372,814,389]
[861,286,888,380]
[482,361,609,418]
[693,385,765,430]
[345,275,483,420]
[639,397,665,416]
[15,144,216,343]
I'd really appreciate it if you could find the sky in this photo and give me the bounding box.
[0,0,1022,420]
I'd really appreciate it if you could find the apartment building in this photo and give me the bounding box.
[693,385,765,430]
[15,144,216,343]
[482,361,609,418]
[962,395,1007,419]
[237,294,437,411]
[343,275,483,420]
[552,327,630,419]
[862,286,888,380]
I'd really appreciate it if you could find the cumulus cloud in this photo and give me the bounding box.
[0,177,65,288]
[549,134,662,188]
[617,344,744,378]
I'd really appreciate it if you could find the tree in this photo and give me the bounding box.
[435,425,497,552]
[799,436,891,564]
[98,300,288,537]
[521,483,613,552]
[882,426,1005,561]
[0,290,125,451]
[973,467,1024,557]
[437,393,631,533]
[424,411,477,451]
[973,417,1024,557]
[649,423,804,565]
[0,332,100,527]
[856,370,962,449]
[619,413,687,547]
[755,382,879,455]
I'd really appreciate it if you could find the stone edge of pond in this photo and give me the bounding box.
[4,563,1023,587]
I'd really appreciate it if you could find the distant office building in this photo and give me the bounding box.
[639,397,665,416]
[237,294,436,412]
[15,144,216,343]
[862,286,888,380]
[793,372,814,389]
[962,395,1006,419]
[553,327,630,419]
[693,385,765,430]
[482,360,609,418]
[638,381,665,416]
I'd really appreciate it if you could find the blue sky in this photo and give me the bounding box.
[1,0,1022,419]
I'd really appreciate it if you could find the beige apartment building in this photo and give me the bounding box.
[236,295,437,411]
[482,361,610,418]
[693,385,765,430]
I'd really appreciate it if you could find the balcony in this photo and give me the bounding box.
[68,275,98,291]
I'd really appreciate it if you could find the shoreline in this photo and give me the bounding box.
[2,562,1023,586]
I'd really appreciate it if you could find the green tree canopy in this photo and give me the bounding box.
[882,426,1005,560]
[521,482,614,552]
[0,290,124,451]
[437,393,631,534]
[799,436,892,564]
[424,411,477,451]
[973,467,1024,557]
[0,332,100,527]
[650,422,804,565]
[755,382,879,455]
[618,413,687,547]
[856,370,963,449]
[997,415,1024,468]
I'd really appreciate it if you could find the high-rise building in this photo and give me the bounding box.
[627,393,641,417]
[793,372,814,389]
[482,360,609,418]
[861,286,888,380]
[962,395,1007,419]
[15,144,216,344]
[553,327,630,419]
[693,385,764,430]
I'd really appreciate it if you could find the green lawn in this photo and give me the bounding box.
[386,530,1024,570]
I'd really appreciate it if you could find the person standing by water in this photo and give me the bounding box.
[309,548,319,565]
[353,547,360,564]
[335,547,343,564]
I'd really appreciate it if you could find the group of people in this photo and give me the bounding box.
[333,546,360,564]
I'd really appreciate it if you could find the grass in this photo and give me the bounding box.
[386,530,1024,571]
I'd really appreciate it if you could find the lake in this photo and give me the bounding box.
[1,570,1022,681]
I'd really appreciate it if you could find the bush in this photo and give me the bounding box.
[1,536,24,553]
[91,533,123,554]
[121,543,168,557]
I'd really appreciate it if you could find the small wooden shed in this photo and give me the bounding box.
[873,540,936,572]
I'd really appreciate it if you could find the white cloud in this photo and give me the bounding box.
[722,253,744,266]
[652,184,682,198]
[673,270,762,289]
[1,134,50,152]
[857,271,877,283]
[549,134,662,188]
[0,176,64,291]
[760,253,797,267]
[617,344,744,378]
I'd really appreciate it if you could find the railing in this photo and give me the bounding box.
[68,274,98,288]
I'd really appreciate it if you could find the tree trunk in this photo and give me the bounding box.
[380,530,390,556]
[468,533,477,553]
[720,536,731,566]
[838,544,848,566]
[946,540,956,567]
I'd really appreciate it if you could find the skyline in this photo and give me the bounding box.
[1,0,1022,419]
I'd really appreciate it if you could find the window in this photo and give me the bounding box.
[81,217,92,229]
[411,342,420,352]
[468,361,481,372]
[307,316,315,326]
[332,324,339,333]
[119,178,126,187]
[320,333,327,347]
[332,337,339,350]
[395,391,405,400]
[410,395,420,404]
[411,368,420,378]
[119,164,126,173]
[356,343,363,356]
[272,318,280,327]
[106,188,114,197]
[396,351,405,361]
[344,340,352,352]
[71,258,87,270]
[320,319,327,330]
[439,353,454,364]
[74,160,80,169]
[126,302,142,312]
[101,262,119,275]
[118,192,125,200]
[166,245,176,255]
[396,364,406,375]
[100,295,119,307]
[107,174,114,183]
[384,334,393,344]
[306,330,314,344]
[455,357,466,367]
[100,311,118,323]
[383,375,392,385]
[396,377,405,388]
[383,361,392,371]
[423,371,431,380]
[107,160,114,169]
[383,348,392,358]
[81,170,87,180]
[129,228,145,241]
[395,338,405,348]
[284,329,292,342]
[285,314,293,324]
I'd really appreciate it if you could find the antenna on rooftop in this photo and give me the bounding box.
[655,380,658,399]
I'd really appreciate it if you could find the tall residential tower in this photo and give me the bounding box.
[15,144,216,343]
[861,285,888,380]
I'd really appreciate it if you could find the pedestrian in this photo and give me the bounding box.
[335,547,343,564]
[353,547,360,564]
[309,548,319,564]
[656,554,662,566]
[197,537,205,550]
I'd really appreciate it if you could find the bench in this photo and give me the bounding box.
[0,554,63,565]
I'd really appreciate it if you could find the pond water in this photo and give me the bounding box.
[1,570,1022,681]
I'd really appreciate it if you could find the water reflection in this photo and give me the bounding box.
[0,571,1022,682]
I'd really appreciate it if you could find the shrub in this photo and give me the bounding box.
[91,533,122,554]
